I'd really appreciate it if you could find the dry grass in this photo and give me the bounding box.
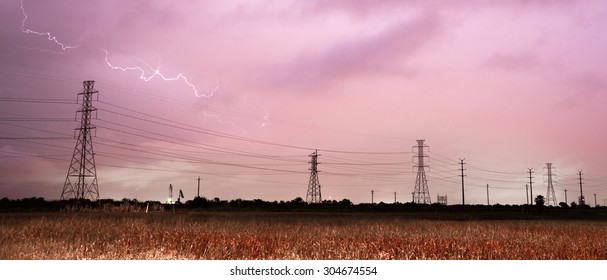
[1,212,606,260]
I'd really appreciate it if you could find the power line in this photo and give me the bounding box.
[94,137,306,174]
[97,100,412,155]
[0,118,74,122]
[0,137,72,140]
[0,97,76,104]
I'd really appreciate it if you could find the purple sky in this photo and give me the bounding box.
[1,0,606,205]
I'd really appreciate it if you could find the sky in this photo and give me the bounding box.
[1,0,606,205]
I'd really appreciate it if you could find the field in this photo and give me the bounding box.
[1,212,606,260]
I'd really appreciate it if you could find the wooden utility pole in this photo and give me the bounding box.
[526,184,529,205]
[528,169,534,205]
[197,177,201,198]
[594,194,597,207]
[371,190,375,204]
[486,184,490,206]
[578,171,585,206]
[459,158,466,205]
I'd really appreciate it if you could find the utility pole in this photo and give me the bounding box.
[486,184,490,206]
[564,189,568,205]
[545,163,557,206]
[197,177,201,198]
[371,190,374,204]
[394,192,397,204]
[459,158,466,205]
[62,80,100,201]
[578,171,585,206]
[594,194,597,207]
[412,140,431,204]
[528,168,534,205]
[525,184,529,205]
[306,150,322,203]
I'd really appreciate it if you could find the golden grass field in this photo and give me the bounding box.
[1,212,606,260]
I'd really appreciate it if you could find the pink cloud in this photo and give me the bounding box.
[483,52,540,71]
[264,11,440,92]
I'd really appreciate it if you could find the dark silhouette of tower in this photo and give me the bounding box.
[413,140,430,204]
[528,168,534,205]
[371,190,374,204]
[437,194,447,205]
[61,81,99,200]
[459,158,466,205]
[578,171,585,206]
[306,150,321,203]
[545,163,557,206]
[526,184,529,205]
[197,177,201,198]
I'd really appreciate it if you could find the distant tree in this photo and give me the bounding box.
[559,202,569,208]
[338,198,353,206]
[0,197,9,207]
[535,195,545,207]
[189,196,208,208]
[229,198,243,206]
[571,201,577,208]
[99,198,115,205]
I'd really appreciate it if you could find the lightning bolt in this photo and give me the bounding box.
[201,111,251,138]
[101,49,219,98]
[260,107,270,128]
[18,0,217,99]
[19,0,78,54]
[17,0,252,133]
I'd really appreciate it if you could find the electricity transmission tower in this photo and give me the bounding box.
[306,150,321,203]
[545,163,557,206]
[412,140,430,204]
[437,194,447,205]
[61,81,100,201]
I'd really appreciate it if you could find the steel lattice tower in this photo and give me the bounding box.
[413,140,431,204]
[545,163,557,206]
[437,194,447,205]
[61,81,99,201]
[306,150,321,203]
